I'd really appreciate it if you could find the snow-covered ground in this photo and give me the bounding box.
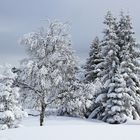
[1,116,140,140]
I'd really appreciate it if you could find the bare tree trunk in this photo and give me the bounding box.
[40,102,46,126]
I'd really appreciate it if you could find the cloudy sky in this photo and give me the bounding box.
[0,0,140,66]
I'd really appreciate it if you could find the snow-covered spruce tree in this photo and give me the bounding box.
[0,65,26,130]
[117,12,140,119]
[89,11,126,123]
[89,69,130,123]
[84,37,102,82]
[18,21,77,126]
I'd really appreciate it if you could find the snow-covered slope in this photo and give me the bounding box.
[1,116,140,140]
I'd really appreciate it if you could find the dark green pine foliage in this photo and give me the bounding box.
[85,37,102,82]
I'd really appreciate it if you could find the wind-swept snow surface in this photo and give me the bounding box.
[0,116,140,140]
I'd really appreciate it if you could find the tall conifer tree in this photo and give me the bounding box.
[85,37,102,82]
[117,12,140,119]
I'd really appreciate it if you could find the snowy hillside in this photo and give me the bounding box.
[1,116,140,140]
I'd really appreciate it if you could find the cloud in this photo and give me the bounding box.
[0,0,140,66]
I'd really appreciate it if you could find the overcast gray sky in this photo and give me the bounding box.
[0,0,140,66]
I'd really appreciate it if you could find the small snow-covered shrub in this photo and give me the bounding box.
[58,80,102,118]
[1,124,8,130]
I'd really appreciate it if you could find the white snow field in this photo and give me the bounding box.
[1,116,140,140]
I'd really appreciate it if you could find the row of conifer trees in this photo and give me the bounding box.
[84,11,140,124]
